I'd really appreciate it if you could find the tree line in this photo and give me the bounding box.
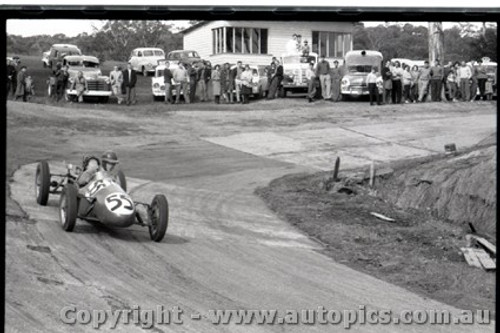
[6,21,497,64]
[7,20,183,62]
[353,22,497,63]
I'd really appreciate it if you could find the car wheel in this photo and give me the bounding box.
[59,184,78,232]
[148,194,169,242]
[35,161,51,206]
[116,169,127,192]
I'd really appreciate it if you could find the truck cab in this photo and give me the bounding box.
[281,52,318,96]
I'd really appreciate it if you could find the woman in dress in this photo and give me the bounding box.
[220,63,233,104]
[211,64,221,104]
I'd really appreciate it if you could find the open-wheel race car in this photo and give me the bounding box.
[34,161,169,242]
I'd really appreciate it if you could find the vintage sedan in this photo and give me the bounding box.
[129,48,165,76]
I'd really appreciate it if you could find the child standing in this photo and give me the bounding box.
[402,65,413,103]
[485,77,494,101]
[366,66,381,106]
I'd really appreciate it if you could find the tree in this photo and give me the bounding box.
[428,22,444,64]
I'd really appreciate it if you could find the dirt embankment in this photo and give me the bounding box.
[256,135,496,315]
[378,136,496,239]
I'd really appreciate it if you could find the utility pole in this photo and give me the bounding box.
[428,22,444,65]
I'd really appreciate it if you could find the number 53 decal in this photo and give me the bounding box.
[105,193,134,215]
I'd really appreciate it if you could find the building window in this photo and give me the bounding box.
[312,31,352,58]
[212,27,268,55]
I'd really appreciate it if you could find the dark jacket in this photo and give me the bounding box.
[122,69,137,88]
[275,65,284,78]
[197,66,211,82]
[382,66,392,81]
[7,64,17,82]
[163,68,173,84]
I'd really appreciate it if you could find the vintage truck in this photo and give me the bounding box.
[280,52,318,96]
[61,55,112,103]
[341,50,383,99]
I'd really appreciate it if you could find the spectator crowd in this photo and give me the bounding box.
[377,58,496,105]
[6,54,496,106]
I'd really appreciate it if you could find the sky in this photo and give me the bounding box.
[6,20,495,38]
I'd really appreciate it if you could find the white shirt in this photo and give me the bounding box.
[286,39,298,54]
[366,72,378,84]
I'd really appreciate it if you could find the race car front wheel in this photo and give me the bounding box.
[59,185,78,232]
[148,194,169,242]
[35,161,51,205]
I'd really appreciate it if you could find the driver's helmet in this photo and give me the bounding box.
[82,155,100,169]
[101,150,119,171]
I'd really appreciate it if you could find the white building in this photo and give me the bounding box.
[182,20,355,67]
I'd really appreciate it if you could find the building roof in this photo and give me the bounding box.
[180,21,209,34]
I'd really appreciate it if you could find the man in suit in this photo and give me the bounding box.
[122,62,137,105]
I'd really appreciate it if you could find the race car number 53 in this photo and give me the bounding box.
[105,193,134,215]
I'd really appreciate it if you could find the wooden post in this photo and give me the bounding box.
[333,157,340,182]
[369,161,375,187]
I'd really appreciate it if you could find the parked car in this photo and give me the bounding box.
[166,50,201,66]
[7,56,21,65]
[341,50,383,98]
[129,48,165,76]
[47,44,81,69]
[151,60,171,101]
[281,52,318,96]
[391,58,426,69]
[230,64,267,98]
[57,55,112,103]
[42,51,50,68]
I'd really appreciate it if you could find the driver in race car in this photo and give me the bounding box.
[76,151,119,188]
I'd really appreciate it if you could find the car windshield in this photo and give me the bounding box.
[183,51,199,58]
[154,50,164,56]
[83,61,99,68]
[284,55,316,64]
[484,65,497,72]
[67,60,99,68]
[67,60,83,66]
[347,65,373,73]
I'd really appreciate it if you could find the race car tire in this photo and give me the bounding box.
[59,184,78,232]
[116,169,127,192]
[35,161,51,206]
[148,194,169,242]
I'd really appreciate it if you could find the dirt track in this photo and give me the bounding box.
[6,100,496,332]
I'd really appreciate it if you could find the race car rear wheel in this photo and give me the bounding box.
[116,169,127,192]
[148,194,169,242]
[35,161,51,206]
[59,185,78,232]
